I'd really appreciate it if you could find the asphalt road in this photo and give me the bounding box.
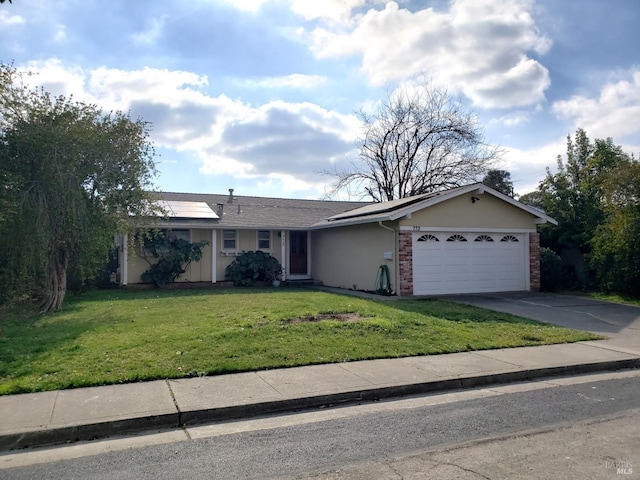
[2,371,639,480]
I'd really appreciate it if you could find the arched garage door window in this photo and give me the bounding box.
[446,234,467,242]
[500,235,519,242]
[474,234,494,242]
[417,234,439,242]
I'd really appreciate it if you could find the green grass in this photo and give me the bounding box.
[0,288,600,395]
[583,292,640,307]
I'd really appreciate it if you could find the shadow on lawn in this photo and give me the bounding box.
[68,286,322,302]
[0,304,131,394]
[385,298,545,326]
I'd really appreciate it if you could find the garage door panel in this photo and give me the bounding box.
[446,265,471,274]
[472,258,498,267]
[413,232,527,295]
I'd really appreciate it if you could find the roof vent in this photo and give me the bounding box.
[216,203,224,216]
[228,188,234,204]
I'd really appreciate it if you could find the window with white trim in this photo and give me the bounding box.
[165,229,190,242]
[222,229,237,249]
[257,230,271,250]
[138,229,190,257]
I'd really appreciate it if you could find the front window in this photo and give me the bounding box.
[165,229,190,242]
[222,230,236,249]
[257,230,270,250]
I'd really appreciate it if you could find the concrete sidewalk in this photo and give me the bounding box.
[2,340,639,451]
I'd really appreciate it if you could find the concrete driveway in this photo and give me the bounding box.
[445,292,640,356]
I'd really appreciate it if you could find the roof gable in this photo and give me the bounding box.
[312,183,557,229]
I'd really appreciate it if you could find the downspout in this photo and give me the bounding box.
[378,221,397,294]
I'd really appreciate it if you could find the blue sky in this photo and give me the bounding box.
[2,0,639,198]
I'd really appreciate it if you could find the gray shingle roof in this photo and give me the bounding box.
[154,191,371,229]
[310,183,558,229]
[324,185,473,222]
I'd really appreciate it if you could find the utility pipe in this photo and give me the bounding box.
[378,221,397,294]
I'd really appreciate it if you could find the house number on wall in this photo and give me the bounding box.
[413,226,421,232]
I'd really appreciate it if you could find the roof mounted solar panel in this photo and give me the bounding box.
[157,200,219,219]
[327,193,431,221]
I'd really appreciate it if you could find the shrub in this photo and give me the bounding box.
[540,247,563,292]
[225,251,282,286]
[140,234,209,288]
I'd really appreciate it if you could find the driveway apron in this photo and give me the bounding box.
[444,292,640,356]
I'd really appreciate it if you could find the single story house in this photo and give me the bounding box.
[118,183,556,296]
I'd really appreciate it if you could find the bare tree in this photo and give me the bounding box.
[330,83,501,202]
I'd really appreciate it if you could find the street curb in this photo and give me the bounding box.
[0,413,179,452]
[2,358,639,451]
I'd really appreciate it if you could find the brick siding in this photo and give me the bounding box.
[398,231,413,296]
[529,232,541,291]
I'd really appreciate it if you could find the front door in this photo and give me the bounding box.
[289,231,308,275]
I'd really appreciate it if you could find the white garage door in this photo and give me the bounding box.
[412,232,528,295]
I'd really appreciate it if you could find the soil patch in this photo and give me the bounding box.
[283,313,370,324]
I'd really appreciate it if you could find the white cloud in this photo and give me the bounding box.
[85,66,251,150]
[256,174,321,196]
[19,59,87,99]
[131,16,167,46]
[304,0,551,108]
[0,9,24,26]
[290,0,366,22]
[502,140,564,194]
[16,61,359,195]
[551,69,640,141]
[201,100,360,180]
[241,74,328,89]
[87,66,210,108]
[504,70,640,195]
[53,24,67,42]
[499,112,530,127]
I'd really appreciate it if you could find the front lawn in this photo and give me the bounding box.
[583,292,640,307]
[0,288,600,395]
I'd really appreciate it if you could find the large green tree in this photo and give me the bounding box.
[482,169,514,196]
[536,129,595,253]
[524,129,631,289]
[536,131,624,250]
[590,159,640,294]
[0,64,157,311]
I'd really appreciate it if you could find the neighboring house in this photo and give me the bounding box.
[119,183,556,296]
